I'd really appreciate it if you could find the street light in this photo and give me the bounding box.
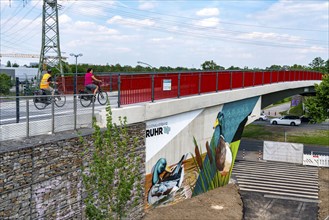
[137,61,155,102]
[137,61,153,69]
[70,53,82,131]
[70,53,83,94]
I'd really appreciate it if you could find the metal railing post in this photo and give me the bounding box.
[16,77,20,123]
[230,71,233,90]
[253,71,255,86]
[110,73,112,92]
[198,72,201,95]
[26,99,30,138]
[51,94,55,134]
[117,74,121,108]
[151,74,155,102]
[177,73,181,98]
[74,94,77,130]
[92,95,95,119]
[216,72,218,92]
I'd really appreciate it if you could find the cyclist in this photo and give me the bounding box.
[40,69,56,96]
[84,68,102,96]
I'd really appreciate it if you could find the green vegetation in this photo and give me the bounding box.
[287,131,329,146]
[242,124,329,146]
[304,74,329,123]
[80,104,143,219]
[288,102,304,116]
[0,73,13,95]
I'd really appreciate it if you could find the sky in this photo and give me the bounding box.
[0,0,328,69]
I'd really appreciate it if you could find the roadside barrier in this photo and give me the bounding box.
[303,154,329,167]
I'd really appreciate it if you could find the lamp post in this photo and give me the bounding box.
[70,53,83,94]
[137,61,155,102]
[70,53,82,130]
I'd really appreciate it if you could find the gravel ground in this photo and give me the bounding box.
[318,168,329,220]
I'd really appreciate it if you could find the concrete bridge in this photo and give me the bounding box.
[102,79,320,173]
[0,70,323,218]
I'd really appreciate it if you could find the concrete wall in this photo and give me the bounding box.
[0,123,146,220]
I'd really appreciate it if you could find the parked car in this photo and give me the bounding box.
[270,115,301,126]
[300,115,313,123]
[258,113,268,121]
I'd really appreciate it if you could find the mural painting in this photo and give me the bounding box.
[145,97,259,208]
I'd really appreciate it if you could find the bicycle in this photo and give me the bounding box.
[78,83,108,107]
[33,88,66,110]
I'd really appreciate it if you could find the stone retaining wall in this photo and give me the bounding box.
[0,123,146,220]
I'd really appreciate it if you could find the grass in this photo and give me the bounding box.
[243,124,329,146]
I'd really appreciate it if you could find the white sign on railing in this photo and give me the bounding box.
[303,154,329,167]
[163,79,172,91]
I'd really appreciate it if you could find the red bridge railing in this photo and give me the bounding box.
[56,70,322,107]
[119,70,322,106]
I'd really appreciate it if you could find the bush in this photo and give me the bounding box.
[289,102,303,116]
[0,73,13,95]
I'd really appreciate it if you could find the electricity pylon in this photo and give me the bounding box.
[38,0,64,82]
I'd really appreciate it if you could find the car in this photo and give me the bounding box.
[300,115,313,123]
[270,115,301,126]
[258,113,268,121]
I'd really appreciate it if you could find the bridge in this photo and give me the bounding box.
[0,70,322,169]
[0,69,323,219]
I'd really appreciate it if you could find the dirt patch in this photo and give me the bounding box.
[318,168,329,220]
[143,184,243,220]
[143,167,328,220]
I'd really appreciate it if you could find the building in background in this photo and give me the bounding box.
[0,67,38,82]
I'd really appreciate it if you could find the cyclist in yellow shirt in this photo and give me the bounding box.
[40,70,55,95]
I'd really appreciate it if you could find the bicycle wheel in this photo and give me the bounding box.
[79,92,92,107]
[33,97,47,110]
[54,91,66,107]
[97,91,108,105]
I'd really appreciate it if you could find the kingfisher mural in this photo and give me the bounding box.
[145,97,259,208]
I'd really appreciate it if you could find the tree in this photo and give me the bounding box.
[266,65,282,70]
[12,63,19,67]
[0,73,13,95]
[201,60,224,70]
[81,105,143,219]
[227,66,241,70]
[6,60,11,67]
[309,57,324,71]
[304,75,329,123]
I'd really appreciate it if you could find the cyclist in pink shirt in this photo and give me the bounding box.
[84,68,102,95]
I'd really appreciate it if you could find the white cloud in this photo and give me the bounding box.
[138,1,156,10]
[151,36,174,42]
[107,16,155,28]
[238,32,302,43]
[59,14,72,24]
[196,8,220,17]
[195,17,220,27]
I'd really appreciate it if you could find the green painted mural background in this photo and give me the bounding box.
[145,96,259,208]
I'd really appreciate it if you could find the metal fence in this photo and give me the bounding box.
[0,93,116,141]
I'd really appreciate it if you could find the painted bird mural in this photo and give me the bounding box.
[192,111,233,196]
[214,114,233,176]
[148,154,187,205]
